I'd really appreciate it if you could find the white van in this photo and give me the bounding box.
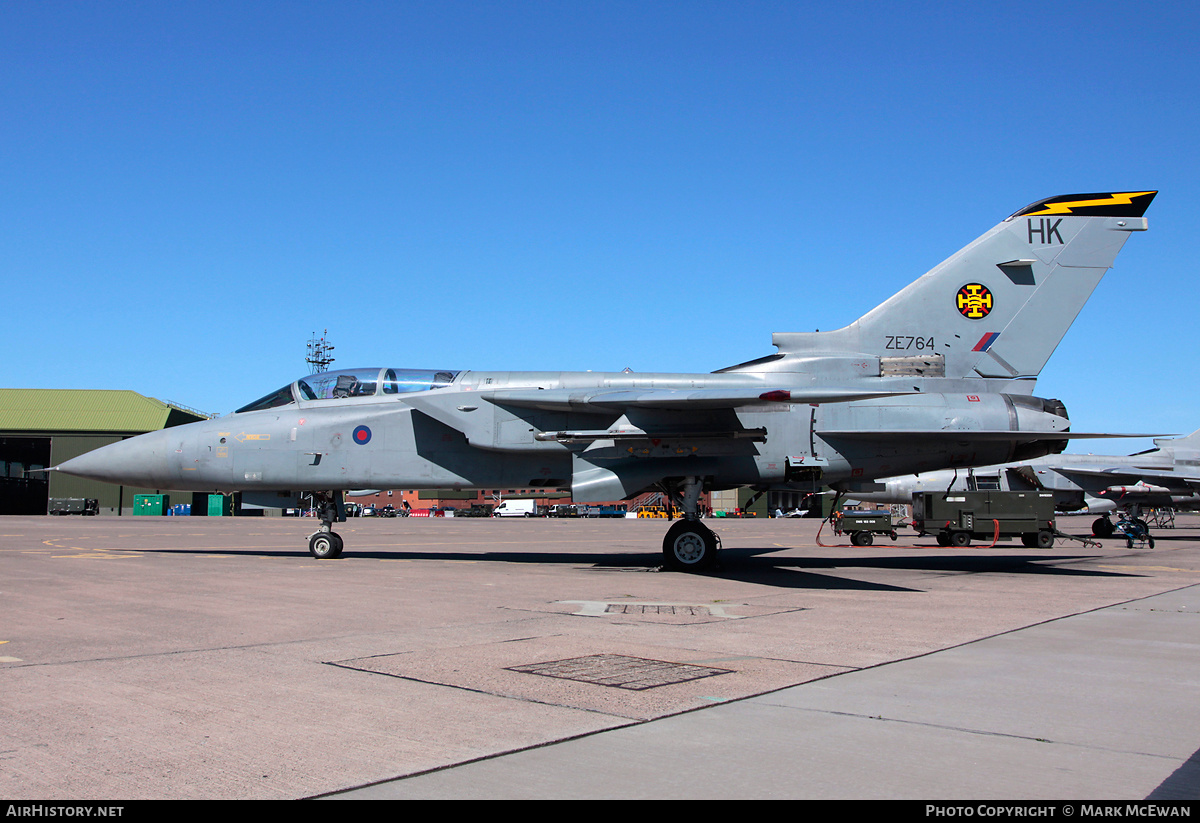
[492,500,538,517]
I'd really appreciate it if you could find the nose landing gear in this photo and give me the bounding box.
[307,491,346,559]
[309,530,344,559]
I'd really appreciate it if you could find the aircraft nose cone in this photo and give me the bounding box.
[56,429,178,488]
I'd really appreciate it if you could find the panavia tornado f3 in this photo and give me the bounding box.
[58,191,1157,570]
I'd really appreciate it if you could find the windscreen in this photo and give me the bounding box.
[234,385,296,414]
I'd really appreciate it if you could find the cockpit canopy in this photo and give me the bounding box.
[235,368,459,414]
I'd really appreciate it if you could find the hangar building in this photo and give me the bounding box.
[0,389,208,515]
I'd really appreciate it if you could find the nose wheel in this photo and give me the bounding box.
[307,491,347,558]
[309,530,343,559]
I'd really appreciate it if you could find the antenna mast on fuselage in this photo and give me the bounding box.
[306,330,336,374]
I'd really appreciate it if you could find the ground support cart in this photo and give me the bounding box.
[833,510,898,546]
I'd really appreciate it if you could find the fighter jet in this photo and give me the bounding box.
[850,428,1200,538]
[57,191,1156,570]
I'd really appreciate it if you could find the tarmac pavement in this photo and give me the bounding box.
[1,513,1197,800]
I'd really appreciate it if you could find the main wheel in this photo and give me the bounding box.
[1092,517,1114,538]
[309,531,343,559]
[662,520,718,572]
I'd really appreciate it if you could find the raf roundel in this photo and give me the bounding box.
[955,283,993,319]
[352,425,372,445]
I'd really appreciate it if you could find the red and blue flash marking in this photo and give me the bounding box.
[352,425,372,445]
[972,332,1000,352]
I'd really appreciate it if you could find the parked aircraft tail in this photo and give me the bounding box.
[1156,428,1200,451]
[762,192,1156,382]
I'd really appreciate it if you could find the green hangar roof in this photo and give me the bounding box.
[0,389,208,434]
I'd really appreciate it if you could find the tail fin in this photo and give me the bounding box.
[770,191,1155,380]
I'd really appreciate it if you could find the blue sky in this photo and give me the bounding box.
[4,1,1197,454]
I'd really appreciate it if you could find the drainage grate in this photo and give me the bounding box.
[507,654,732,690]
[606,604,707,616]
[559,600,748,619]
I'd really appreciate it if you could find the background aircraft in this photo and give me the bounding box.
[850,429,1200,538]
[57,191,1156,570]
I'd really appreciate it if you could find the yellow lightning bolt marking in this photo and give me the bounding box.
[1025,191,1155,216]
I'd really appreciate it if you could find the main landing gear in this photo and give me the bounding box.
[1092,516,1115,539]
[1093,510,1153,545]
[660,476,721,572]
[307,492,346,559]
